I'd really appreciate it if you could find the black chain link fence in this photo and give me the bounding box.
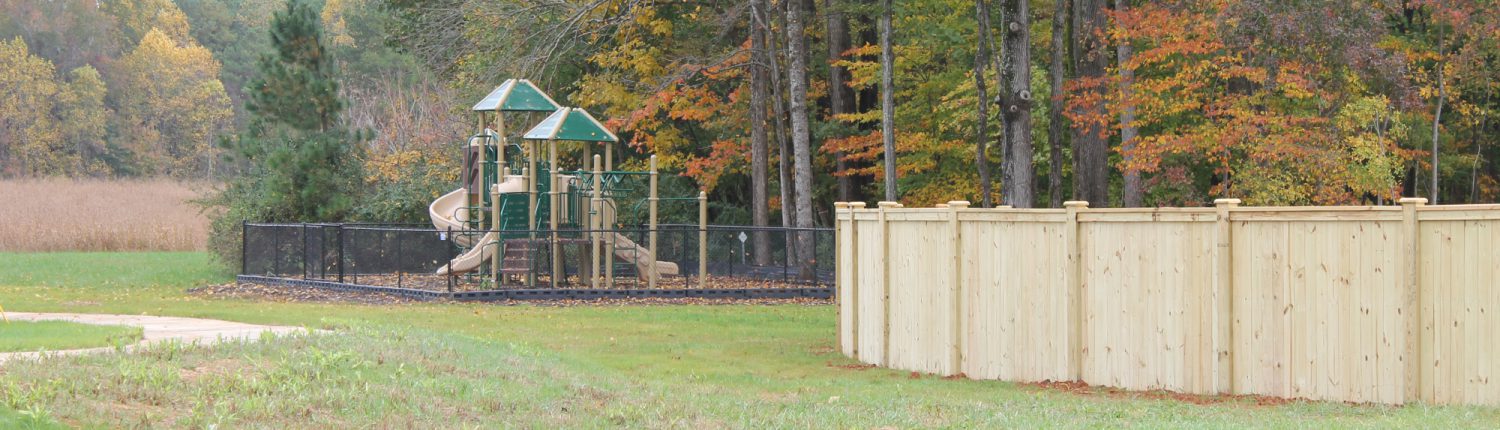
[239,222,833,300]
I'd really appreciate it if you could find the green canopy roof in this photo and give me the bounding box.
[471,79,562,112]
[523,108,619,142]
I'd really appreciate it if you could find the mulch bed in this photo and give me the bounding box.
[192,282,832,307]
[327,272,824,294]
[188,283,420,305]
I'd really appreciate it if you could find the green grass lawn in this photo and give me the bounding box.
[0,320,141,353]
[1,252,1498,428]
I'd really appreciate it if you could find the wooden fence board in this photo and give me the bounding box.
[886,221,953,375]
[1231,221,1287,397]
[855,218,885,366]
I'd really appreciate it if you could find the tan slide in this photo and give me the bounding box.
[431,176,527,275]
[436,231,499,275]
[429,188,476,246]
[609,233,680,279]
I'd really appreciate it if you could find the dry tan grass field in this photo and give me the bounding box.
[0,179,210,251]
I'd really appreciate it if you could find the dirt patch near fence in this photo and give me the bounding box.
[188,283,421,305]
[1023,380,1296,407]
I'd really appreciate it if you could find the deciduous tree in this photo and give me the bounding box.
[787,0,817,274]
[998,0,1034,207]
[112,29,233,177]
[0,38,62,177]
[1070,0,1109,206]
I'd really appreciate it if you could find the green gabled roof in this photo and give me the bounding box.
[522,108,619,142]
[471,79,562,112]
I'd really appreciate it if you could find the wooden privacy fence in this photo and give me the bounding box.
[835,198,1500,406]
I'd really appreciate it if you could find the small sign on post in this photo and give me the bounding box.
[738,231,748,265]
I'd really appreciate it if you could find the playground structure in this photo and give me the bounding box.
[235,79,834,301]
[426,79,699,289]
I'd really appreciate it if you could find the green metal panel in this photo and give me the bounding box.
[502,81,563,112]
[556,109,617,142]
[523,108,618,142]
[494,193,530,239]
[471,79,561,112]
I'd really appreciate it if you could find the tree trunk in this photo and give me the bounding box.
[826,0,856,203]
[880,0,898,202]
[1047,0,1068,208]
[973,0,996,208]
[766,1,799,268]
[1115,0,1140,207]
[1071,0,1109,206]
[998,0,1034,207]
[750,0,772,266]
[1431,60,1445,204]
[1472,83,1491,203]
[788,0,817,276]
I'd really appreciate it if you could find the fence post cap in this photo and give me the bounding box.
[848,202,867,209]
[877,201,901,209]
[1214,198,1242,206]
[834,202,850,209]
[947,201,971,209]
[1063,201,1090,208]
[1399,197,1429,205]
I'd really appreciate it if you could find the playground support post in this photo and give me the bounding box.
[699,191,707,289]
[527,141,537,231]
[591,155,602,289]
[603,142,616,287]
[522,166,534,287]
[477,113,488,233]
[495,111,507,174]
[604,149,615,288]
[549,140,560,288]
[582,143,592,177]
[491,183,501,283]
[526,138,537,286]
[649,155,659,289]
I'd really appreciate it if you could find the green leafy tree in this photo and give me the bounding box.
[179,0,281,125]
[207,0,366,267]
[111,28,233,177]
[0,37,63,177]
[55,65,114,176]
[101,0,194,47]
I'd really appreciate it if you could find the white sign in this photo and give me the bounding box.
[738,232,748,264]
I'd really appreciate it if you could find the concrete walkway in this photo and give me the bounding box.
[0,312,305,365]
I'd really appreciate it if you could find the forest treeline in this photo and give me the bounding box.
[391,0,1500,230]
[4,0,1500,231]
[0,0,462,191]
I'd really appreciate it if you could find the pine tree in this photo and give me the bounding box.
[247,0,343,135]
[207,0,364,266]
[233,0,364,221]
